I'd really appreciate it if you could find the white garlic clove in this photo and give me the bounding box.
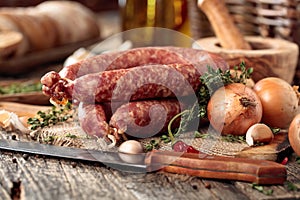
[0,110,11,129]
[118,140,144,164]
[0,110,30,133]
[246,123,274,146]
[9,112,30,133]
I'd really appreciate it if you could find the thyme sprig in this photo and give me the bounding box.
[28,102,73,130]
[167,61,253,140]
[167,102,199,142]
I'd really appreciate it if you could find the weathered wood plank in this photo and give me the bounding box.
[0,188,11,200]
[0,150,245,200]
[201,180,250,200]
[107,171,215,200]
[234,153,300,200]
[0,151,19,200]
[0,149,300,200]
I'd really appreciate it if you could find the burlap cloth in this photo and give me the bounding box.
[26,121,249,157]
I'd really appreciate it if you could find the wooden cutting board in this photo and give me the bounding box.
[0,102,292,162]
[0,101,50,117]
[236,131,291,161]
[0,92,50,106]
[0,79,50,105]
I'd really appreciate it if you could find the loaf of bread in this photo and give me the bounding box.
[0,1,100,59]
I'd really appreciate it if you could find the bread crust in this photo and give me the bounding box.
[0,1,100,58]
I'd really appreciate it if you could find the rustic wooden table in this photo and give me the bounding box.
[0,142,299,200]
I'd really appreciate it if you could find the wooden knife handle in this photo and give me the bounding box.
[145,150,286,185]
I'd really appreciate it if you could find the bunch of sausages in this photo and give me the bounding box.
[41,46,228,141]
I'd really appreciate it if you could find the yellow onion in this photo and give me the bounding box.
[207,83,263,135]
[288,114,300,156]
[253,77,299,128]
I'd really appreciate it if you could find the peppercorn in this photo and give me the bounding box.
[12,157,17,163]
[22,154,29,160]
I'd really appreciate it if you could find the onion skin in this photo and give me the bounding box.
[207,83,263,136]
[288,114,300,156]
[253,77,299,128]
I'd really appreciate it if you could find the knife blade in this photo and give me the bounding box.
[0,139,148,173]
[0,139,287,185]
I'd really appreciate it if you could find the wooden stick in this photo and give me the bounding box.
[198,0,252,50]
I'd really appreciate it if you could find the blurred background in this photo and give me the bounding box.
[0,0,119,11]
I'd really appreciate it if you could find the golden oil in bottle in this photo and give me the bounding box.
[119,0,189,35]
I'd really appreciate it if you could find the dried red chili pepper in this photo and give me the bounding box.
[172,140,200,153]
[281,157,288,165]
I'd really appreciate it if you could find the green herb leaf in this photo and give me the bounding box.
[252,183,273,195]
[270,127,281,134]
[144,139,160,151]
[296,157,300,164]
[43,135,55,143]
[194,131,210,139]
[65,133,77,139]
[285,181,299,191]
[28,101,73,130]
[221,134,246,143]
[161,135,171,143]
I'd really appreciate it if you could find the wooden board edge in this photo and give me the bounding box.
[236,132,292,161]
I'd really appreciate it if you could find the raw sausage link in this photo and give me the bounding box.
[109,99,184,138]
[107,47,189,70]
[60,51,122,80]
[60,46,191,80]
[62,63,201,103]
[167,47,226,73]
[41,46,193,101]
[108,46,227,74]
[106,46,228,73]
[78,103,109,138]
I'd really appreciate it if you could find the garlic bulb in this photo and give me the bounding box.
[0,110,30,133]
[63,48,94,67]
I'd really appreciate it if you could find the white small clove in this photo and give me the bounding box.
[246,123,274,146]
[0,110,30,133]
[118,140,144,164]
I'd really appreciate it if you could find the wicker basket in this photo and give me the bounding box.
[188,0,300,84]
